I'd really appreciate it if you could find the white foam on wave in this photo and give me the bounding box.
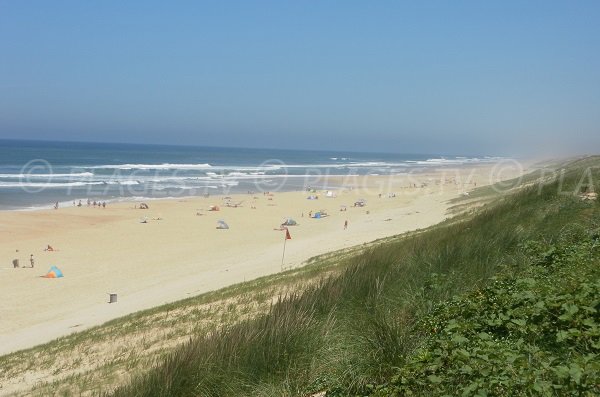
[154,185,219,191]
[226,172,248,177]
[74,158,505,175]
[105,180,141,186]
[280,162,409,168]
[89,163,213,170]
[413,157,504,166]
[0,181,106,188]
[0,172,94,178]
[147,176,214,182]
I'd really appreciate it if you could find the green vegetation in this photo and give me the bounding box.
[106,157,600,397]
[369,224,600,396]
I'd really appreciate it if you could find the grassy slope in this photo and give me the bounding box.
[369,216,600,396]
[106,157,600,396]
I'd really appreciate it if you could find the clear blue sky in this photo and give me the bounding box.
[1,1,599,156]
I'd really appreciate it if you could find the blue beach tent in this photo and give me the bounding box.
[43,265,64,278]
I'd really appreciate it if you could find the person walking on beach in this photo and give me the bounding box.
[344,220,348,230]
[30,254,35,268]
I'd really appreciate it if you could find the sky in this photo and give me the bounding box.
[1,1,599,156]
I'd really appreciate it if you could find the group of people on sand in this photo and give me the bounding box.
[76,199,106,208]
[12,244,56,269]
[58,199,107,208]
[12,250,34,269]
[90,199,106,208]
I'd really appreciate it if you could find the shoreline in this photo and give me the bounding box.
[0,160,514,212]
[0,165,522,356]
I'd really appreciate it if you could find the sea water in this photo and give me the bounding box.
[0,139,499,210]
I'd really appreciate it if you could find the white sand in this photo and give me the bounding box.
[0,167,517,355]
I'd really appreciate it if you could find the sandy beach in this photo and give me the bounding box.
[0,165,519,355]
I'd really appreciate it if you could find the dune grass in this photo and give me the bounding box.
[368,218,600,396]
[105,158,600,396]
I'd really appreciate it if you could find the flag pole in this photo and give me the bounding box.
[281,234,287,271]
[281,227,290,271]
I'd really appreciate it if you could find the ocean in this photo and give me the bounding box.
[0,139,499,210]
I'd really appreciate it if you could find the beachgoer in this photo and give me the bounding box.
[46,245,54,251]
[12,250,19,268]
[344,220,348,230]
[54,202,59,210]
[102,202,106,208]
[87,198,91,206]
[30,254,34,268]
[78,200,82,207]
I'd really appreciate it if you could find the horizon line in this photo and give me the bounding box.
[0,137,492,159]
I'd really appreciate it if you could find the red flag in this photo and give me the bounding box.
[285,228,291,240]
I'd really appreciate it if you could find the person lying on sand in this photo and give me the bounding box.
[44,245,55,251]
